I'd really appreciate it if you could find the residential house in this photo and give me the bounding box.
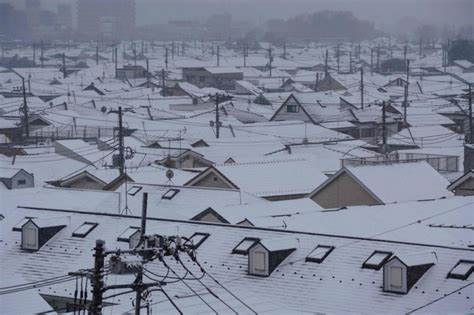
[182,67,243,90]
[0,168,34,189]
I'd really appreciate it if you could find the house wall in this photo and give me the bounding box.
[248,243,268,276]
[11,171,34,189]
[190,172,234,189]
[183,68,243,90]
[65,176,104,190]
[197,212,225,223]
[310,172,381,208]
[271,97,312,123]
[453,178,474,196]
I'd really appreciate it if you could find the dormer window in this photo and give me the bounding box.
[447,260,474,280]
[13,217,36,231]
[248,238,297,277]
[286,105,299,113]
[162,189,180,200]
[188,232,210,249]
[383,253,436,294]
[72,222,98,238]
[362,251,392,270]
[232,237,260,255]
[305,245,334,263]
[21,218,68,251]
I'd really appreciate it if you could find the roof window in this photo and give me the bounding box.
[127,186,142,196]
[117,226,140,242]
[362,251,392,270]
[447,260,474,280]
[232,237,260,255]
[72,222,98,238]
[162,188,180,200]
[188,232,210,249]
[305,245,334,263]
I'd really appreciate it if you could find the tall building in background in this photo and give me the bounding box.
[77,0,136,40]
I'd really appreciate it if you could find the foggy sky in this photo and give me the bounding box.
[2,0,472,31]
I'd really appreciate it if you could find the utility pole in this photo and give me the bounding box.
[419,38,422,58]
[162,69,166,96]
[403,44,407,66]
[404,60,410,128]
[146,58,150,84]
[315,72,319,92]
[268,45,272,77]
[134,48,137,66]
[325,49,328,77]
[165,47,168,69]
[62,53,66,79]
[215,94,220,138]
[1,44,4,66]
[96,42,99,65]
[135,193,148,315]
[370,48,374,75]
[90,239,105,315]
[382,101,387,155]
[336,44,340,73]
[469,83,473,144]
[283,43,286,59]
[349,51,352,73]
[243,44,247,67]
[33,41,36,65]
[172,41,175,59]
[217,45,220,66]
[109,107,125,176]
[41,40,44,68]
[376,44,380,73]
[21,76,29,140]
[360,67,364,109]
[115,47,118,78]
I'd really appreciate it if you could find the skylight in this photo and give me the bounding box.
[127,186,142,196]
[362,251,392,270]
[188,232,210,249]
[306,245,334,263]
[12,217,36,231]
[162,188,180,200]
[447,260,474,280]
[117,226,140,242]
[232,237,260,255]
[72,222,98,238]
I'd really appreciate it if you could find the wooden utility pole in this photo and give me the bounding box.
[360,67,364,109]
[419,38,422,58]
[382,101,387,154]
[162,69,166,96]
[165,47,168,69]
[96,42,99,65]
[370,48,374,75]
[404,60,410,128]
[215,93,220,139]
[62,53,66,78]
[115,47,118,77]
[33,42,36,65]
[404,44,407,66]
[146,58,150,84]
[217,45,220,66]
[376,44,380,73]
[283,43,287,59]
[336,44,340,73]
[268,45,272,77]
[349,51,352,73]
[243,44,247,67]
[21,77,29,139]
[469,83,473,144]
[315,73,319,92]
[135,193,148,315]
[41,40,44,68]
[90,239,105,315]
[325,49,328,77]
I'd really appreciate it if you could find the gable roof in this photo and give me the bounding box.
[310,162,452,204]
[447,170,474,191]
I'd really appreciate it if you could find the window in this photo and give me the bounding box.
[162,189,180,200]
[362,251,392,270]
[306,245,334,263]
[17,179,27,185]
[127,186,142,196]
[232,237,260,255]
[390,267,403,288]
[188,232,210,249]
[360,128,376,138]
[447,260,474,280]
[286,105,299,113]
[117,226,140,242]
[254,251,266,271]
[72,222,98,238]
[13,217,36,231]
[24,227,37,249]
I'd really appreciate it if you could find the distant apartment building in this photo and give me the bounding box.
[77,0,136,40]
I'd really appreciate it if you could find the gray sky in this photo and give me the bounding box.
[2,0,473,30]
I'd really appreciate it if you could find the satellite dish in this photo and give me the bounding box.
[101,106,107,113]
[166,169,174,180]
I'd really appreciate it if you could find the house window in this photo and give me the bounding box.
[362,251,392,270]
[24,227,37,249]
[286,105,299,113]
[232,237,260,255]
[390,266,403,288]
[13,217,36,231]
[162,189,180,200]
[447,260,474,280]
[72,222,98,238]
[360,128,376,138]
[188,232,210,249]
[17,179,27,185]
[306,245,335,263]
[254,251,266,271]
